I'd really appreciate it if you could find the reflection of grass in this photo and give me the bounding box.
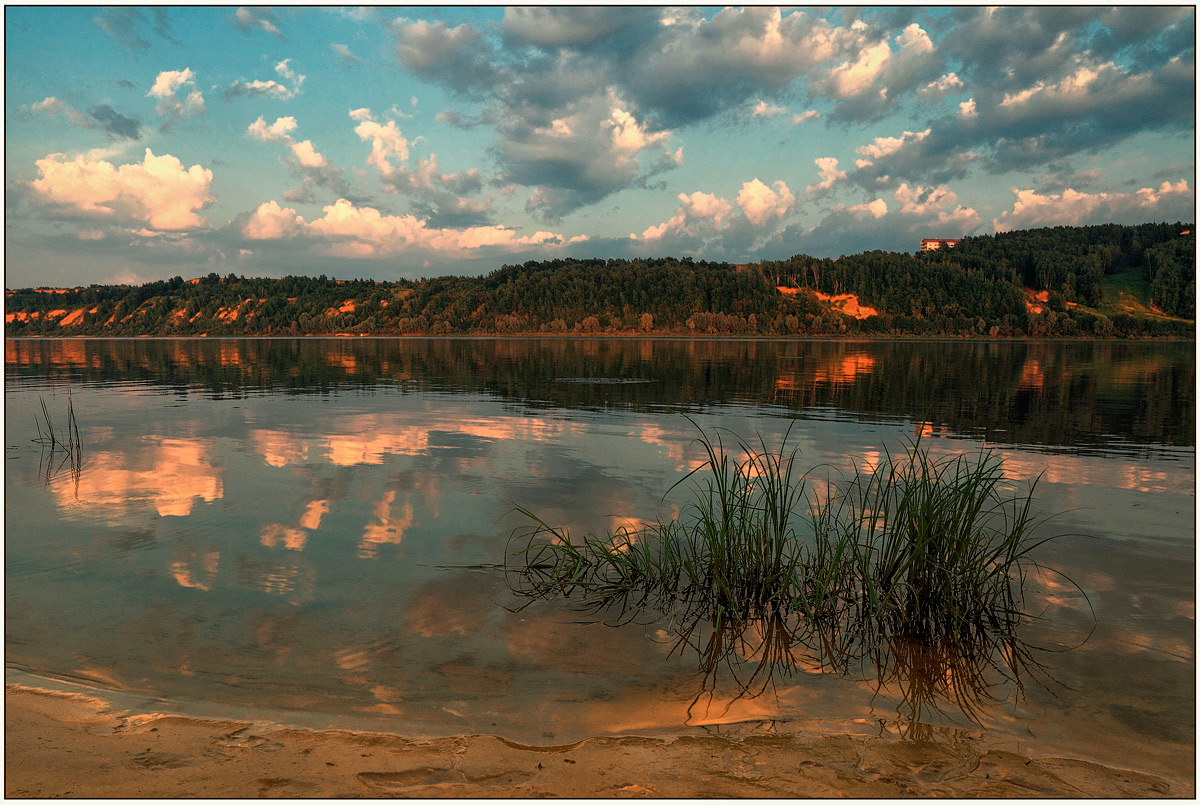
[34,394,83,492]
[505,422,1084,725]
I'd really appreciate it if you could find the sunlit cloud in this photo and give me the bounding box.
[30,148,214,231]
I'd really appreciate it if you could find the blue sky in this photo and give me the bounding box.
[5,6,1195,287]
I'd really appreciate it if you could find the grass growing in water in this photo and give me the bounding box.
[506,422,1082,721]
[33,394,83,492]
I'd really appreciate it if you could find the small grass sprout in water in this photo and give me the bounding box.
[33,393,84,492]
[505,421,1085,722]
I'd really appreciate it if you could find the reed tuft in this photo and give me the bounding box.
[506,421,1072,651]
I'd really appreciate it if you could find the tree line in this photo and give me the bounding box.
[5,223,1194,338]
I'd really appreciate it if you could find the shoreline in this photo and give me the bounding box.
[6,684,1186,798]
[3,333,1195,342]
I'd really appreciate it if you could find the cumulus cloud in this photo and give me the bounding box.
[394,18,504,96]
[389,8,954,213]
[849,198,889,218]
[993,181,1195,231]
[501,7,656,50]
[737,179,794,226]
[354,115,410,177]
[348,109,491,226]
[147,68,205,129]
[501,90,679,219]
[630,176,798,258]
[226,58,305,101]
[806,157,847,194]
[241,197,566,259]
[635,191,734,242]
[856,129,931,160]
[30,148,214,231]
[247,116,348,198]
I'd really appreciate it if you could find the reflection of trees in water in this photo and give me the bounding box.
[6,338,1192,451]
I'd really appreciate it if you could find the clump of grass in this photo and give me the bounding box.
[505,421,1080,710]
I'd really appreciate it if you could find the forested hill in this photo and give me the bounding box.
[5,222,1195,338]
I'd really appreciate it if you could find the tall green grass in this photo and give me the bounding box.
[505,422,1079,708]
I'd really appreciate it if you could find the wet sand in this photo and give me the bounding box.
[5,685,1186,798]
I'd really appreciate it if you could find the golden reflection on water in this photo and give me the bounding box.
[359,490,413,559]
[5,340,1191,767]
[53,437,223,518]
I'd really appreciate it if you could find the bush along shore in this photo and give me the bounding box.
[4,223,1194,339]
[503,423,1087,729]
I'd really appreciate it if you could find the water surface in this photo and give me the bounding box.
[5,337,1194,783]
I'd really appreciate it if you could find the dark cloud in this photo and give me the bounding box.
[434,110,484,130]
[152,9,179,46]
[94,8,149,50]
[231,7,286,40]
[31,96,143,141]
[94,7,178,50]
[387,7,1194,222]
[394,19,504,96]
[87,104,142,140]
[501,7,660,54]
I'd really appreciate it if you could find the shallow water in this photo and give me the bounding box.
[4,338,1194,780]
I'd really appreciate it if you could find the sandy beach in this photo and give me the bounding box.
[6,684,1187,798]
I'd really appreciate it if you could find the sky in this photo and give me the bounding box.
[4,5,1196,288]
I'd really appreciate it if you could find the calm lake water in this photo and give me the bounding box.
[5,338,1194,782]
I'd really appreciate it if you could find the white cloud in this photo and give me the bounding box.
[959,98,977,118]
[849,198,888,218]
[752,100,787,118]
[247,115,297,143]
[806,157,846,194]
[828,39,892,98]
[894,183,982,231]
[242,200,306,239]
[226,58,305,101]
[737,178,794,226]
[148,68,194,99]
[242,198,567,258]
[635,191,734,241]
[994,181,1195,231]
[31,148,214,230]
[247,116,328,167]
[792,110,821,125]
[246,116,340,196]
[147,68,205,123]
[354,116,410,177]
[856,129,930,160]
[290,139,327,169]
[608,101,671,166]
[275,58,304,89]
[920,72,964,99]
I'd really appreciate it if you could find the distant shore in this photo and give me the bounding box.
[2,331,1194,341]
[5,684,1185,798]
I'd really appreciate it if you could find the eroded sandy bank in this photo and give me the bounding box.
[5,685,1186,798]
